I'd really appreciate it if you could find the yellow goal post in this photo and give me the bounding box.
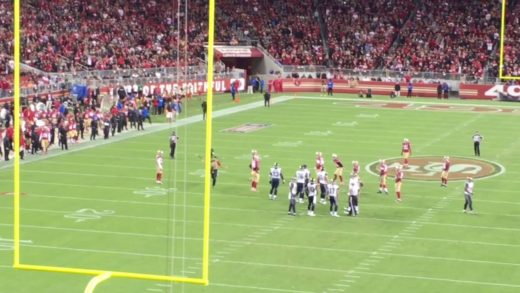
[12,0,216,290]
[499,0,520,80]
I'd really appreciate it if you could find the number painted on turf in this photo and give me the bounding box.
[304,130,333,136]
[272,141,303,147]
[64,209,115,223]
[333,121,358,127]
[450,164,483,175]
[0,238,33,251]
[388,162,485,177]
[133,187,177,198]
[357,113,379,118]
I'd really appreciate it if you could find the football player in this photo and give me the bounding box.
[317,168,329,204]
[269,163,285,200]
[315,151,324,175]
[250,149,260,191]
[307,178,317,216]
[440,156,450,187]
[327,180,340,217]
[156,150,164,184]
[378,159,389,194]
[332,154,345,184]
[295,165,307,203]
[401,138,412,167]
[288,177,297,216]
[395,164,404,202]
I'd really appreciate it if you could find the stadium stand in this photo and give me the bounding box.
[20,0,207,72]
[322,0,416,71]
[217,0,326,66]
[0,0,517,89]
[388,0,501,81]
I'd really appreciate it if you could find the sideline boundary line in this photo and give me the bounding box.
[0,96,295,170]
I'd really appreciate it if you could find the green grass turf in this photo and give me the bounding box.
[1,93,519,293]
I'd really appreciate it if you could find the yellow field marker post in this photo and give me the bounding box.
[13,0,21,269]
[202,0,216,285]
[499,0,520,80]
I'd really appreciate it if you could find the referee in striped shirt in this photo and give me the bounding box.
[169,131,179,159]
[472,131,483,156]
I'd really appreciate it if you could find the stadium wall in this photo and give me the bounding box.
[281,79,440,98]
[2,78,514,103]
[459,83,520,100]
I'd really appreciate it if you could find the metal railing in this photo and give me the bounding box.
[281,66,499,84]
[0,66,246,99]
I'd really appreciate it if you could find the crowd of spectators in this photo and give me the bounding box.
[385,0,501,80]
[217,0,326,66]
[20,0,207,72]
[322,0,415,71]
[0,0,517,84]
[0,86,191,162]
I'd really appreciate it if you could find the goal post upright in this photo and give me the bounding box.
[499,0,520,80]
[202,0,216,285]
[13,0,21,269]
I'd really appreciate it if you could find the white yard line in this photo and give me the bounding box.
[296,96,520,110]
[209,282,315,293]
[211,259,520,289]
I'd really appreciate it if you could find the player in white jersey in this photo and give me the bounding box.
[307,178,318,216]
[346,173,362,216]
[287,177,297,216]
[155,150,164,184]
[269,163,285,200]
[327,180,340,217]
[295,165,307,203]
[463,177,474,213]
[317,168,329,204]
[303,164,311,197]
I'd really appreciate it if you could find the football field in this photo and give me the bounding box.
[1,94,519,293]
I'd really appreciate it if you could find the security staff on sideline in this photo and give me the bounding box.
[264,90,271,107]
[201,100,207,120]
[169,131,179,159]
[472,131,483,156]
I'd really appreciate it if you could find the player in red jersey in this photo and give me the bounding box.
[378,159,389,194]
[401,138,412,167]
[156,150,164,184]
[332,154,344,184]
[40,125,51,155]
[352,160,360,175]
[250,149,260,191]
[395,164,404,202]
[315,151,324,175]
[440,156,450,187]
